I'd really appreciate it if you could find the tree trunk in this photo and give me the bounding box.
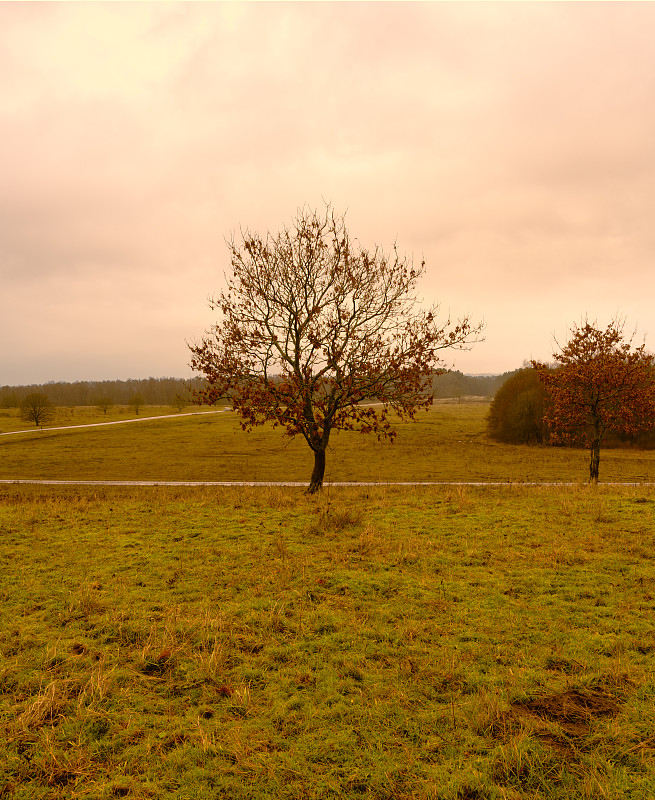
[307,448,326,494]
[589,438,601,484]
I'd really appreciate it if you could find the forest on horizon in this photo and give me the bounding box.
[0,370,515,409]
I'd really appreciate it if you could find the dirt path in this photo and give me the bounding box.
[1,480,653,487]
[0,408,231,437]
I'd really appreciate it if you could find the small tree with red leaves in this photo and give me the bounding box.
[532,319,655,483]
[190,206,482,492]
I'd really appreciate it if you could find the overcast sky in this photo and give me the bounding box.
[2,2,655,385]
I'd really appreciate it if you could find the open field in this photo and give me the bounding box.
[1,406,654,797]
[0,484,654,799]
[2,403,655,484]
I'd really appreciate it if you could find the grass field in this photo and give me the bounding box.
[0,484,654,799]
[2,403,655,484]
[1,404,654,798]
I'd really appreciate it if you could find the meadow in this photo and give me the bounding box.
[0,405,654,799]
[2,402,655,484]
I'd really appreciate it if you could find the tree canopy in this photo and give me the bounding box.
[532,319,655,482]
[190,206,482,491]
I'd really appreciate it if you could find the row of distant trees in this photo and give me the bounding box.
[0,371,505,414]
[431,370,509,400]
[0,377,209,411]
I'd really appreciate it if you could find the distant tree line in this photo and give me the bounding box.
[431,370,510,400]
[0,377,209,409]
[0,371,504,412]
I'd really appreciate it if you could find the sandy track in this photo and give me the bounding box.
[1,480,653,487]
[0,408,231,437]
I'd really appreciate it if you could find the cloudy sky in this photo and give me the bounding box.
[2,2,655,385]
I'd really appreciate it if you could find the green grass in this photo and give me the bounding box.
[0,484,654,798]
[2,403,655,484]
[1,404,654,796]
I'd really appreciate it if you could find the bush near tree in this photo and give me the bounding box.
[487,368,547,444]
[532,319,655,483]
[488,366,655,453]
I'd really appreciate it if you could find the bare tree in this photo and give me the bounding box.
[21,393,55,427]
[190,205,483,492]
[172,393,189,412]
[129,394,144,416]
[94,396,114,415]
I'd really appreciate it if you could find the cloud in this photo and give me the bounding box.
[1,2,655,383]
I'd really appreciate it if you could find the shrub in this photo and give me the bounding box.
[487,369,547,444]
